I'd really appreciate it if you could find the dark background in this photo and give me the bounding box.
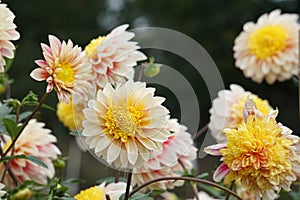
[2,0,299,198]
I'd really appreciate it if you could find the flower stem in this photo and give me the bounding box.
[115,170,120,183]
[138,64,145,81]
[2,92,49,157]
[128,176,242,200]
[124,172,132,200]
[193,123,209,141]
[225,181,235,200]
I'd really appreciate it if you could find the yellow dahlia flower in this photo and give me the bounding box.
[74,182,127,200]
[209,84,272,143]
[30,35,93,103]
[57,98,85,131]
[205,110,300,200]
[82,80,170,169]
[233,9,299,84]
[84,24,146,89]
[0,1,20,72]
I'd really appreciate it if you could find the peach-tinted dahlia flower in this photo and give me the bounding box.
[209,84,272,143]
[82,80,170,169]
[233,9,299,84]
[0,2,20,72]
[1,119,61,186]
[30,35,93,103]
[132,118,197,191]
[205,109,300,200]
[84,24,146,89]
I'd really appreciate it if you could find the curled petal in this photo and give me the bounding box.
[213,162,230,182]
[204,143,226,156]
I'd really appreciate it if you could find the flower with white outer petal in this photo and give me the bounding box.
[0,119,61,186]
[132,118,197,191]
[0,183,6,198]
[0,1,20,72]
[233,9,299,84]
[209,84,272,143]
[30,35,93,103]
[84,24,147,89]
[82,80,170,169]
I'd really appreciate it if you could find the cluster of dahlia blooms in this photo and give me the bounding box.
[0,0,299,199]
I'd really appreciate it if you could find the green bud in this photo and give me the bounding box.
[11,188,32,200]
[53,157,66,169]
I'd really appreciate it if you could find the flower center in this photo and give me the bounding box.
[221,115,293,190]
[55,63,75,84]
[104,104,144,142]
[85,36,105,58]
[248,25,288,59]
[230,95,271,128]
[74,186,104,200]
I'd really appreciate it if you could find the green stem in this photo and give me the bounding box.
[2,92,49,157]
[128,176,242,200]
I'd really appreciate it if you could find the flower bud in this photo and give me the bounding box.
[11,188,32,200]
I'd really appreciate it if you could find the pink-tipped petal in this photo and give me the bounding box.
[213,162,230,182]
[204,143,226,156]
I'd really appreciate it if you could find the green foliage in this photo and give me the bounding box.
[2,118,23,139]
[0,155,47,169]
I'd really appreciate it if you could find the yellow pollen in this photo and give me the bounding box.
[104,104,144,143]
[55,63,75,84]
[230,95,271,128]
[74,186,104,200]
[221,115,293,191]
[85,36,105,58]
[248,24,288,59]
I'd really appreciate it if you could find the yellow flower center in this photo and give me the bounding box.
[55,63,75,84]
[230,95,271,128]
[248,25,288,59]
[85,36,105,58]
[221,115,293,191]
[74,186,104,200]
[104,104,145,143]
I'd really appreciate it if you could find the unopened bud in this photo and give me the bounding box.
[11,188,32,200]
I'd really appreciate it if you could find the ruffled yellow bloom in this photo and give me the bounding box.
[74,186,104,200]
[205,110,300,199]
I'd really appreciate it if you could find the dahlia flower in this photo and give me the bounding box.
[0,119,61,186]
[82,80,170,169]
[233,9,299,84]
[0,2,20,72]
[57,98,85,131]
[132,118,197,190]
[0,183,6,198]
[84,24,147,89]
[74,181,127,200]
[209,84,272,143]
[30,35,93,103]
[205,109,300,199]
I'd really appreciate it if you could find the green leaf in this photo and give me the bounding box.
[0,155,48,169]
[3,118,18,139]
[129,192,154,200]
[18,111,32,122]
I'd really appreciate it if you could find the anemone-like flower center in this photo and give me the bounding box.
[221,115,293,190]
[74,186,104,200]
[55,63,75,84]
[248,24,288,59]
[85,36,105,58]
[230,95,271,128]
[104,104,144,143]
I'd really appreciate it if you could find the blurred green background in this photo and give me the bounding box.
[1,0,299,198]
